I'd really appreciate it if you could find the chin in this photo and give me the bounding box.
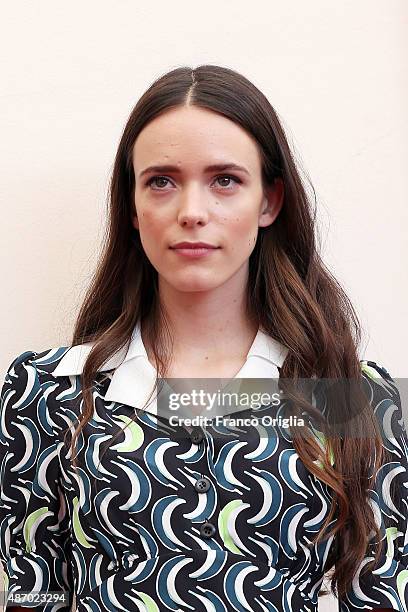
[167,275,221,293]
[175,282,218,293]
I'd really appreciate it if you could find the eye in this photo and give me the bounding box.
[145,174,242,191]
[214,175,242,189]
[145,175,172,190]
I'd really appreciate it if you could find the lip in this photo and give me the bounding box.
[170,242,218,249]
[170,242,220,259]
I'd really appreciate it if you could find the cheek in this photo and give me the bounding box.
[137,212,170,260]
[229,215,259,252]
[137,208,163,237]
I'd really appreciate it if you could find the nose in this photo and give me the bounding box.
[177,184,210,226]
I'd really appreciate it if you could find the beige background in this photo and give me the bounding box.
[1,1,407,610]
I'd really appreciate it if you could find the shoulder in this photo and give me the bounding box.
[360,359,393,382]
[0,347,79,455]
[359,358,401,404]
[359,359,406,450]
[359,358,402,406]
[2,346,72,381]
[0,347,72,418]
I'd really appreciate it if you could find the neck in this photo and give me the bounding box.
[146,273,259,363]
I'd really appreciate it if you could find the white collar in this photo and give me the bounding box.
[53,321,289,415]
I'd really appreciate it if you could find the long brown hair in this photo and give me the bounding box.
[64,64,387,601]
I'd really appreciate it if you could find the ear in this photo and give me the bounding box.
[259,178,284,228]
[132,213,139,230]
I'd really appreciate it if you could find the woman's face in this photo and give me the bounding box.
[132,105,283,294]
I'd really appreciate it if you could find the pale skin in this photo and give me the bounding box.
[132,104,283,378]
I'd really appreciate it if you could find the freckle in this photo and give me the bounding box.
[205,356,208,360]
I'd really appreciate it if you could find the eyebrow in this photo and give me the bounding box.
[138,163,250,179]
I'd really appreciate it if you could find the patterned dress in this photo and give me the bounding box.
[0,329,407,611]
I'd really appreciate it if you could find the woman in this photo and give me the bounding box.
[0,65,406,612]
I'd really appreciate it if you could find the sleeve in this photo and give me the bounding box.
[337,360,408,612]
[0,351,73,611]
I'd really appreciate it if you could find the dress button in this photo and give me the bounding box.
[194,477,211,493]
[190,427,204,444]
[199,521,216,539]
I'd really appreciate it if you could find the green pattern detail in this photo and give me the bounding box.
[310,426,335,468]
[133,592,160,611]
[111,414,144,453]
[385,526,399,557]
[73,496,95,548]
[361,362,381,380]
[218,500,245,555]
[23,507,49,554]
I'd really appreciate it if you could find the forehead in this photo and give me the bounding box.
[132,106,262,173]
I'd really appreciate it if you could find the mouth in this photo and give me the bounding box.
[170,242,219,249]
[169,244,221,259]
